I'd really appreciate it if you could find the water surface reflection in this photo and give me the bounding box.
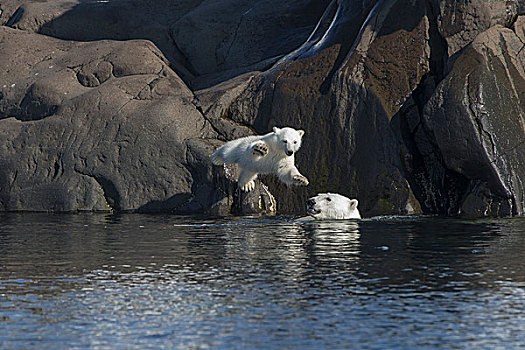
[0,214,524,349]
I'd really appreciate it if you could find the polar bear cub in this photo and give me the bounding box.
[210,127,309,191]
[301,193,361,220]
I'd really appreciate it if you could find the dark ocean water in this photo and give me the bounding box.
[0,213,524,349]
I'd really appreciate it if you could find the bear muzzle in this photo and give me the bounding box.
[306,198,321,215]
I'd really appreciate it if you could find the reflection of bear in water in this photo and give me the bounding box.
[297,193,361,221]
[210,127,309,191]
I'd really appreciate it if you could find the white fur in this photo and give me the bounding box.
[210,127,309,191]
[299,193,361,220]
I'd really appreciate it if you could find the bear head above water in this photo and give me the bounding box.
[305,193,361,220]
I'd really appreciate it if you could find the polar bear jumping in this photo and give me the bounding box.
[210,127,309,191]
[297,193,361,220]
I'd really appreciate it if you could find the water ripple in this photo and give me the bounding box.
[1,214,524,349]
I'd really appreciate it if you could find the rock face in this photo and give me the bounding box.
[418,25,525,217]
[0,27,273,213]
[1,0,524,217]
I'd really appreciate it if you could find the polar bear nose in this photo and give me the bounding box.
[307,198,315,206]
[286,150,294,156]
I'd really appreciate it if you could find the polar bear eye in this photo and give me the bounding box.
[293,141,297,144]
[325,197,331,202]
[282,140,287,144]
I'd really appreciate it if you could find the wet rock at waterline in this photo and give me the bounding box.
[0,0,524,217]
[419,25,525,217]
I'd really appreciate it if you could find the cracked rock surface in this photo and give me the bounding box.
[0,0,524,217]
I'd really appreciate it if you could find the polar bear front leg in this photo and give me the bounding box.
[292,172,310,186]
[279,164,309,187]
[292,173,309,186]
[251,141,268,157]
[238,170,258,192]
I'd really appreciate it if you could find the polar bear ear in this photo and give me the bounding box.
[349,199,358,211]
[297,130,305,137]
[273,127,280,133]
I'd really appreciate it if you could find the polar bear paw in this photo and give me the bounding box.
[293,174,309,186]
[241,180,256,192]
[252,142,268,157]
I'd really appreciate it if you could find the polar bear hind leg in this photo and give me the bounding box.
[238,170,258,192]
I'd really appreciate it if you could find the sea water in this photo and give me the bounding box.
[1,213,524,349]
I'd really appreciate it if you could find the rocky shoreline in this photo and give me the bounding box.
[1,0,524,217]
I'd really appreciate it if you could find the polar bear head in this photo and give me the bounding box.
[306,193,361,220]
[273,127,304,157]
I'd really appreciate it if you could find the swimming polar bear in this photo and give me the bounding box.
[210,127,309,191]
[297,193,361,221]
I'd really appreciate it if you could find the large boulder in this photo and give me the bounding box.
[419,25,525,217]
[436,0,523,56]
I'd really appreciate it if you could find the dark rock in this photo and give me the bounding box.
[170,0,331,86]
[3,0,202,82]
[194,73,258,140]
[436,0,522,57]
[1,0,524,218]
[459,181,513,219]
[515,16,525,42]
[223,0,429,215]
[206,160,276,216]
[420,25,525,216]
[0,27,233,213]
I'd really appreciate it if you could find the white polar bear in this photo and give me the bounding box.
[210,127,309,191]
[297,193,361,220]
